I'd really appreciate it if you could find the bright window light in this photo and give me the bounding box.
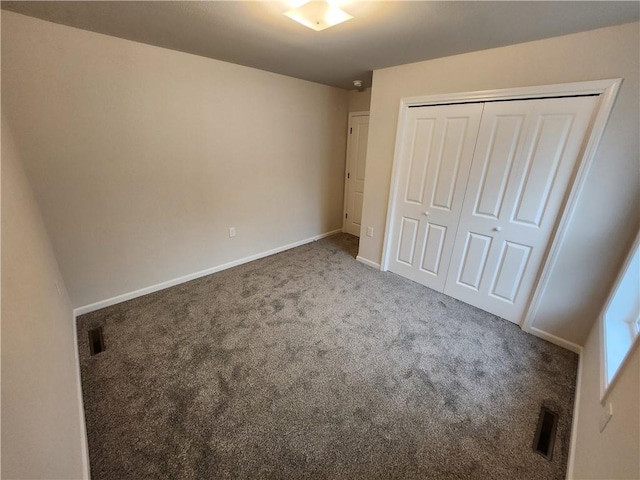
[284,1,353,32]
[601,231,640,399]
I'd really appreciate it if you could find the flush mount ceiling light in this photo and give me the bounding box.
[284,1,353,32]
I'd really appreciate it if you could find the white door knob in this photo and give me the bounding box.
[422,211,429,216]
[494,226,502,232]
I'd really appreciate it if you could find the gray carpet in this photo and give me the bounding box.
[77,233,578,480]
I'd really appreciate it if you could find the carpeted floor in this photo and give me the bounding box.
[77,233,578,479]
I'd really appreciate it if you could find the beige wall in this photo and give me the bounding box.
[1,11,348,309]
[1,117,88,479]
[359,22,640,346]
[571,321,639,479]
[348,88,372,112]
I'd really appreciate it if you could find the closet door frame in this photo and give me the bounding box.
[381,78,621,351]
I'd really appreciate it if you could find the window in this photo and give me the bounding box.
[601,231,640,400]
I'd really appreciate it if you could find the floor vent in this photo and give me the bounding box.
[533,406,558,460]
[88,327,105,356]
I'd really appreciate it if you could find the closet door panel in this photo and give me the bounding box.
[431,117,471,210]
[387,104,483,291]
[444,96,597,323]
[421,223,447,275]
[456,232,493,290]
[512,114,574,226]
[489,241,532,303]
[472,113,526,219]
[397,217,420,265]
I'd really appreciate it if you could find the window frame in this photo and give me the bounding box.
[599,230,640,404]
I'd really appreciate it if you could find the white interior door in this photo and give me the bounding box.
[387,103,483,291]
[444,96,597,323]
[344,114,369,236]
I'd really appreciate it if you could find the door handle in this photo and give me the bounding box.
[493,226,502,232]
[422,211,429,216]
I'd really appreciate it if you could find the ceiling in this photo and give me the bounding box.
[2,1,638,89]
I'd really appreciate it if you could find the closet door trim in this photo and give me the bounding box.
[381,78,621,348]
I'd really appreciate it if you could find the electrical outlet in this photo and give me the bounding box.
[366,227,374,238]
[229,227,236,238]
[599,402,613,432]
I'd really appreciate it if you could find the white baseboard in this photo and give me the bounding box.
[566,350,583,480]
[525,326,583,479]
[356,255,381,270]
[71,312,91,479]
[527,326,583,354]
[73,229,342,316]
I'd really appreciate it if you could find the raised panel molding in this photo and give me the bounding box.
[420,223,447,275]
[457,232,493,290]
[405,118,435,204]
[431,117,468,210]
[490,241,532,303]
[397,217,420,265]
[512,114,573,226]
[474,115,524,218]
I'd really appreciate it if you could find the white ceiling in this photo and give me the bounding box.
[2,1,638,89]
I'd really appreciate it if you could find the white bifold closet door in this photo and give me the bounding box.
[387,103,483,292]
[388,95,597,323]
[444,96,597,322]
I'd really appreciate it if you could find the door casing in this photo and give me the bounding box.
[380,79,621,352]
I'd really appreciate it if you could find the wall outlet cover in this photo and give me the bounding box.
[229,227,236,238]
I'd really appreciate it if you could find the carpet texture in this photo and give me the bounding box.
[77,233,578,479]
